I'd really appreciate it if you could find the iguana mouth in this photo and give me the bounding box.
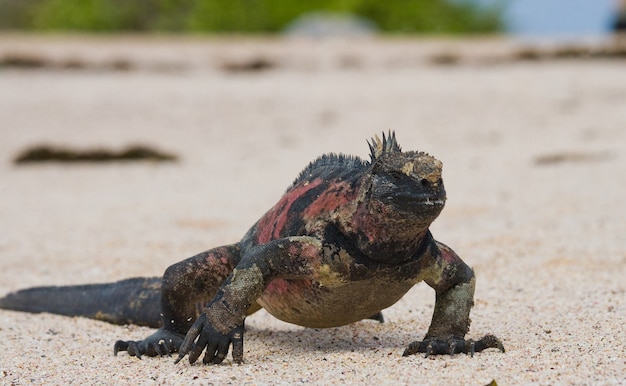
[394,192,446,208]
[420,198,445,206]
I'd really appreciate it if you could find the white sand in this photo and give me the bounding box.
[0,36,624,385]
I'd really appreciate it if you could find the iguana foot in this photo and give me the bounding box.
[175,313,245,365]
[402,334,504,357]
[114,329,185,359]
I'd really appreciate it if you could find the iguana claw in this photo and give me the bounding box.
[403,334,504,357]
[114,329,184,359]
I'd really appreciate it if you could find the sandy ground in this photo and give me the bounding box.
[0,35,624,385]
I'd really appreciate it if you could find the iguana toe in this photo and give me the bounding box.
[403,334,504,357]
[114,329,184,358]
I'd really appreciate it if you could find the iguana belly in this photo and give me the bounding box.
[257,278,414,328]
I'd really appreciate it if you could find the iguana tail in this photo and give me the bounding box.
[0,277,163,328]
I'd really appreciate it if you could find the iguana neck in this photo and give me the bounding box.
[332,195,429,264]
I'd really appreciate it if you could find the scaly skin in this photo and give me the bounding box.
[0,131,504,364]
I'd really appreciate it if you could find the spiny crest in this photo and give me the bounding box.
[368,130,402,161]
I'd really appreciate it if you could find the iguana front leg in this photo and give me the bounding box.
[114,243,245,358]
[176,236,326,365]
[403,241,504,357]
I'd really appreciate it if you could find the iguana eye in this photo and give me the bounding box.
[388,171,404,183]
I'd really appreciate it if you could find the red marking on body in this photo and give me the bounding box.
[438,243,461,264]
[289,242,321,260]
[288,244,300,256]
[303,180,356,220]
[255,178,324,244]
[264,278,312,296]
[352,201,386,242]
[202,247,238,279]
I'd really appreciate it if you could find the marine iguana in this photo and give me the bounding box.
[0,132,504,364]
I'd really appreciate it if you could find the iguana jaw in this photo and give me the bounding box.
[421,198,445,206]
[393,190,446,210]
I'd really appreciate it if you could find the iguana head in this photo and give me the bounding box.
[351,132,447,262]
[366,131,446,220]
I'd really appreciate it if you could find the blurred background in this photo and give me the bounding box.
[0,0,624,38]
[1,2,625,384]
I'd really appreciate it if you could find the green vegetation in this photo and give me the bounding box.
[0,0,502,34]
